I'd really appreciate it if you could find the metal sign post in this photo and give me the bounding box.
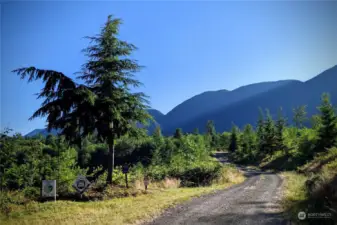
[122,164,129,189]
[42,180,56,202]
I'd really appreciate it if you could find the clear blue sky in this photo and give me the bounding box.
[1,1,337,135]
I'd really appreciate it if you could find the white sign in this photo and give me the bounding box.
[42,180,56,198]
[72,175,91,194]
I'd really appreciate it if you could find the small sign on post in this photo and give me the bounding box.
[122,164,129,189]
[42,180,56,202]
[72,175,91,196]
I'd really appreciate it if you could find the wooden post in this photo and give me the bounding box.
[144,177,149,191]
[125,173,128,189]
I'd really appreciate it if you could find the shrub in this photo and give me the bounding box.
[23,187,40,199]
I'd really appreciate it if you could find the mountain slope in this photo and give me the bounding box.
[167,65,337,134]
[25,128,60,137]
[162,80,300,131]
[25,109,165,137]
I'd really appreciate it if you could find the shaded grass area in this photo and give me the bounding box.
[260,150,310,171]
[0,167,245,225]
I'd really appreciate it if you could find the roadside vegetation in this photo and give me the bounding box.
[227,94,337,224]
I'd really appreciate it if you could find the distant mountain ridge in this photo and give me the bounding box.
[25,128,60,137]
[162,79,300,131]
[25,109,164,137]
[25,65,337,137]
[165,65,337,134]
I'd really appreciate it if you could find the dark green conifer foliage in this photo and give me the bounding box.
[229,125,239,152]
[13,15,150,184]
[317,93,337,151]
[174,128,183,139]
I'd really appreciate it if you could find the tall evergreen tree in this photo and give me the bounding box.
[206,120,216,137]
[293,105,307,129]
[311,114,322,130]
[206,120,217,148]
[275,107,286,152]
[317,93,337,151]
[153,126,164,145]
[13,15,150,184]
[193,128,199,135]
[256,107,265,153]
[241,124,255,156]
[264,109,277,154]
[229,124,239,152]
[174,128,183,139]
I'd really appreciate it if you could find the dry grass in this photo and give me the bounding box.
[279,172,308,223]
[212,166,245,185]
[0,167,245,225]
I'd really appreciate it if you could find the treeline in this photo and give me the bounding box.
[227,93,337,169]
[0,122,227,199]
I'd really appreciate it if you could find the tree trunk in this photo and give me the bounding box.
[107,139,115,184]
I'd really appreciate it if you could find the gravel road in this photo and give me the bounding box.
[145,153,287,225]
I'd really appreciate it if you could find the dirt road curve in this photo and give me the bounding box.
[145,153,286,225]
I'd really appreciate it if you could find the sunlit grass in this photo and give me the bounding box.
[280,172,308,222]
[1,167,245,225]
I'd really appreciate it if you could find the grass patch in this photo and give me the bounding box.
[0,167,244,225]
[280,172,308,220]
[281,171,337,224]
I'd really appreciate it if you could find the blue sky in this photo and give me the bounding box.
[1,1,337,135]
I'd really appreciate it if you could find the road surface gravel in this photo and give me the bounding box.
[144,153,287,225]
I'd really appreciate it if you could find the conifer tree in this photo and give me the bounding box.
[317,93,337,151]
[229,125,239,152]
[264,109,277,154]
[293,105,307,129]
[256,108,265,153]
[193,128,199,135]
[275,107,286,152]
[13,15,150,184]
[153,126,164,145]
[206,120,217,148]
[174,128,183,139]
[241,124,255,156]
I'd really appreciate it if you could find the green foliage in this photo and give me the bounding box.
[256,108,265,154]
[316,93,337,152]
[293,105,308,129]
[0,133,84,198]
[264,109,277,154]
[12,15,151,184]
[153,126,164,146]
[229,125,239,152]
[236,124,257,163]
[206,120,219,149]
[275,107,287,152]
[174,128,183,139]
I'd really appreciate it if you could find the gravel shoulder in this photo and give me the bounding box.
[144,153,286,225]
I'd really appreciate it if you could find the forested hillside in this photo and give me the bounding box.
[168,65,337,134]
[162,80,299,130]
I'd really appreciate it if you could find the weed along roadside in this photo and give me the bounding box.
[0,166,245,225]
